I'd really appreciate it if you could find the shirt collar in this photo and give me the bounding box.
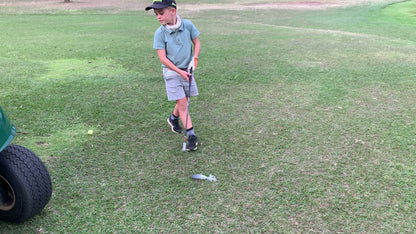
[163,19,183,34]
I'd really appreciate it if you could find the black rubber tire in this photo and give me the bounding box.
[0,145,52,223]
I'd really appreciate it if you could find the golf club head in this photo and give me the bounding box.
[182,142,187,152]
[191,174,217,182]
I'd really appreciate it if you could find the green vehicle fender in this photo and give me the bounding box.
[0,106,16,152]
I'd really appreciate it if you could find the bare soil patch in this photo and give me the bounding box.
[0,0,145,10]
[181,0,393,11]
[0,0,393,11]
[180,2,342,11]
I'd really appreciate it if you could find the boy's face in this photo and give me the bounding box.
[154,7,176,25]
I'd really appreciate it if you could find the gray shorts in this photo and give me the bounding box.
[163,68,199,101]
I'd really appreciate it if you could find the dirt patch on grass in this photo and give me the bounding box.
[0,0,394,11]
[0,0,145,10]
[251,2,342,9]
[182,0,393,11]
[181,2,342,11]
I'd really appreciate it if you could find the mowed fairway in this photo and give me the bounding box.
[0,0,415,232]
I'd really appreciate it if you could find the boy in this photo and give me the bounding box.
[146,0,200,151]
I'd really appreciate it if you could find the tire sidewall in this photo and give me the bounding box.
[0,158,32,222]
[0,145,52,223]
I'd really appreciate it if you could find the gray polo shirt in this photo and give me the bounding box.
[153,18,200,69]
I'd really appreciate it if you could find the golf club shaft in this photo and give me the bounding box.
[182,68,193,151]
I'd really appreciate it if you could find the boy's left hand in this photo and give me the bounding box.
[187,57,198,71]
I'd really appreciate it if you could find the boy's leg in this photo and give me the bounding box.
[174,96,192,130]
[174,96,198,151]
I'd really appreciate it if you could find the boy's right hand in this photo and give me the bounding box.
[179,70,192,82]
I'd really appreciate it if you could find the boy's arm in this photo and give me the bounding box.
[157,49,191,81]
[187,37,200,71]
[192,37,200,59]
[192,37,201,70]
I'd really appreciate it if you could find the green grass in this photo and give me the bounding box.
[1,0,416,232]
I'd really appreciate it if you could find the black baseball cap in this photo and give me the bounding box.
[145,0,177,11]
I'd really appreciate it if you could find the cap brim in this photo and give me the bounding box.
[145,3,168,11]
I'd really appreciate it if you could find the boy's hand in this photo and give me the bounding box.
[187,57,198,71]
[179,69,192,82]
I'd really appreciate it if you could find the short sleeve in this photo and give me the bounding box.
[184,20,200,40]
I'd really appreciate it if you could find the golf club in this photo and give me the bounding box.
[182,67,193,152]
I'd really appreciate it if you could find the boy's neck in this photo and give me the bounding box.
[167,15,177,26]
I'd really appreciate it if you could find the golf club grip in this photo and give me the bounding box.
[188,67,192,95]
[189,67,193,82]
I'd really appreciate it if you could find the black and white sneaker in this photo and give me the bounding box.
[167,117,182,134]
[186,135,198,151]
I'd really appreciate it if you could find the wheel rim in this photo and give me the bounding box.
[0,174,15,211]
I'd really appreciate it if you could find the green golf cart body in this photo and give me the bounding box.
[0,107,16,152]
[0,106,52,223]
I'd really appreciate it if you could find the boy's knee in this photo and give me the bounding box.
[176,98,188,111]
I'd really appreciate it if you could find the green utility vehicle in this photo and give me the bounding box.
[0,106,52,223]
